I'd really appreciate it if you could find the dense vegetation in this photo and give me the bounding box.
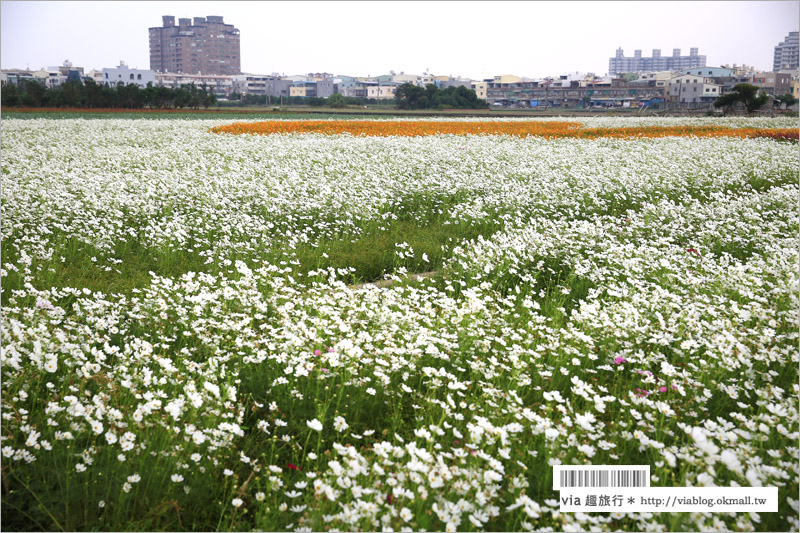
[222,91,386,108]
[1,79,487,111]
[0,79,218,109]
[395,83,488,110]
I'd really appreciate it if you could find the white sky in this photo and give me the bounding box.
[1,1,798,79]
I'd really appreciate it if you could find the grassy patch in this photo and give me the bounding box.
[2,211,505,304]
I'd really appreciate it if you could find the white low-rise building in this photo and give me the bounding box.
[102,62,156,88]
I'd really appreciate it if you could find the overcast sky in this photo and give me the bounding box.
[1,1,798,79]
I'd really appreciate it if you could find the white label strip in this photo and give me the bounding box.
[559,487,778,513]
[553,465,650,490]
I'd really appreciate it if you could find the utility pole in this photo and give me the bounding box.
[545,82,548,110]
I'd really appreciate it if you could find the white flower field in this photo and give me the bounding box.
[1,116,798,531]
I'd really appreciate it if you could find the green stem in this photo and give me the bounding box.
[12,472,65,531]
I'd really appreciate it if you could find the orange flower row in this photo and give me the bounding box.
[209,120,798,141]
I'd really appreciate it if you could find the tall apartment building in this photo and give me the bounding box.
[149,15,240,75]
[609,47,706,75]
[773,31,799,71]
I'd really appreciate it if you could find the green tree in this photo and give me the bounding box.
[775,93,798,109]
[714,83,768,114]
[395,82,486,110]
[187,83,204,109]
[155,86,172,108]
[327,92,347,108]
[1,81,20,107]
[395,83,425,109]
[203,88,217,109]
[99,84,117,107]
[61,80,82,107]
[20,79,46,106]
[141,82,157,109]
[84,79,103,108]
[173,86,191,108]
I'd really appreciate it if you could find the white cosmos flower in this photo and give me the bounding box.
[192,431,206,445]
[2,119,795,533]
[306,418,323,432]
[333,416,348,432]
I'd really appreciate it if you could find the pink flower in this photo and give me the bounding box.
[614,356,626,365]
[659,386,667,393]
[313,349,321,356]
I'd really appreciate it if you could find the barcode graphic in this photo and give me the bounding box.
[559,469,648,488]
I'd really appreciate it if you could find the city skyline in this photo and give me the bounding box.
[1,1,798,79]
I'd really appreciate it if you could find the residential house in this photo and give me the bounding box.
[668,74,721,105]
[391,73,422,86]
[751,72,792,96]
[156,72,233,97]
[103,63,156,88]
[316,78,335,98]
[681,67,734,78]
[289,81,317,98]
[366,82,400,99]
[470,81,488,100]
[0,69,35,84]
[337,79,369,98]
[493,74,521,84]
[438,77,473,90]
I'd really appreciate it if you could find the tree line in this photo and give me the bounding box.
[394,83,487,110]
[3,78,488,111]
[219,91,389,108]
[1,79,218,109]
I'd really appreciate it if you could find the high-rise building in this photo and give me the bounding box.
[149,15,240,75]
[773,31,799,71]
[609,47,706,75]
